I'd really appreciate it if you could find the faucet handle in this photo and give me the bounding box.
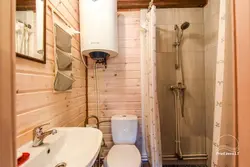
[33,123,50,139]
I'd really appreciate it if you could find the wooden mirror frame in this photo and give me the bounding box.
[16,0,46,64]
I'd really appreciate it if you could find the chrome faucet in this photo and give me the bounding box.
[32,123,57,147]
[170,82,186,91]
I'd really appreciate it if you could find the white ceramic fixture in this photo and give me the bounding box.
[106,115,141,167]
[80,0,118,58]
[18,127,103,167]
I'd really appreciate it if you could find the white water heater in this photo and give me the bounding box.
[80,0,118,63]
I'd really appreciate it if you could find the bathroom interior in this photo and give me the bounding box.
[1,0,246,166]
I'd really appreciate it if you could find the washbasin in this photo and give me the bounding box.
[18,127,103,167]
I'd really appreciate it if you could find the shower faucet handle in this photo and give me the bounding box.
[170,83,186,91]
[177,83,186,90]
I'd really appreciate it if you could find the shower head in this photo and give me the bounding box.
[181,22,190,30]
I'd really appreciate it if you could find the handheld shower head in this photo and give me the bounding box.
[178,22,190,41]
[181,22,190,30]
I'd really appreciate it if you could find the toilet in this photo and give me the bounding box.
[105,115,141,167]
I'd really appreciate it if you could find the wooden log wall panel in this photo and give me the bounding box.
[16,0,86,148]
[88,102,141,110]
[87,11,142,155]
[88,87,141,94]
[88,70,141,79]
[16,0,36,11]
[118,0,207,9]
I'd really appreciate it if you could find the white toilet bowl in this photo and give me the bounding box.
[104,115,141,167]
[106,145,141,167]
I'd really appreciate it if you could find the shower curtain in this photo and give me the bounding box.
[140,5,162,167]
[211,0,237,166]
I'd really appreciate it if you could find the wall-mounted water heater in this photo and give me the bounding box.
[80,0,118,67]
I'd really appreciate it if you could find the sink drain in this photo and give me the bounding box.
[55,162,67,167]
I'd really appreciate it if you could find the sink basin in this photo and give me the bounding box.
[18,127,103,167]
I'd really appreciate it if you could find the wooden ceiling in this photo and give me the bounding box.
[118,0,207,9]
[16,0,36,12]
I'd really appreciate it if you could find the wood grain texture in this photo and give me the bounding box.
[16,0,86,148]
[235,0,250,166]
[118,0,207,9]
[16,0,36,11]
[0,0,16,166]
[87,11,142,156]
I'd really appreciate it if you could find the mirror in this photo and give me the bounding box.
[15,0,46,63]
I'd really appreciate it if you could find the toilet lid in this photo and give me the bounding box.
[107,145,141,167]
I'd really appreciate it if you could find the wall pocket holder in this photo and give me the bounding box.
[53,22,76,92]
[56,48,73,70]
[54,71,75,91]
[55,24,72,53]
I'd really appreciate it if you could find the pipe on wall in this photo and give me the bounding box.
[85,57,88,124]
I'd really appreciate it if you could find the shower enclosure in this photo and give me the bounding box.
[141,0,235,166]
[169,21,208,161]
[154,8,207,165]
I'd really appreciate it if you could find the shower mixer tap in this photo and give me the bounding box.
[170,83,186,118]
[170,83,186,91]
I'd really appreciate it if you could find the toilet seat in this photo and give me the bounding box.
[107,145,141,167]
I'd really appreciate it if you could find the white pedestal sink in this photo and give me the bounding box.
[18,127,103,167]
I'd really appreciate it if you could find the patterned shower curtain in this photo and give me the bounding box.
[211,0,237,166]
[140,5,162,167]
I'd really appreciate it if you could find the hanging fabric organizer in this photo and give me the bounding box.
[54,23,74,92]
[56,48,73,70]
[50,5,79,92]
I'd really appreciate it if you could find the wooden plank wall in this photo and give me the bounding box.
[16,0,86,148]
[87,11,142,155]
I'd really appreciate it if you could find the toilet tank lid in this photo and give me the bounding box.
[111,115,137,120]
